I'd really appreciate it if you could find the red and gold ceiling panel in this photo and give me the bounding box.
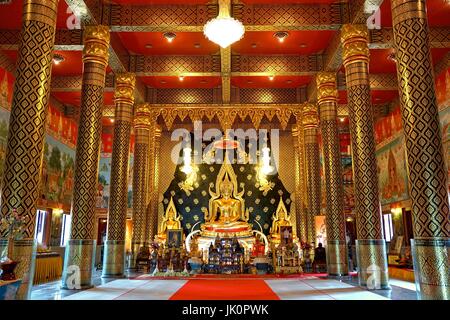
[3,50,84,76]
[117,32,219,55]
[232,75,311,88]
[141,76,221,88]
[104,0,210,4]
[232,30,336,55]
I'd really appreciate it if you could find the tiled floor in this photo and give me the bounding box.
[30,271,418,300]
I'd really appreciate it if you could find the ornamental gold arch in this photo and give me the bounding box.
[133,104,315,131]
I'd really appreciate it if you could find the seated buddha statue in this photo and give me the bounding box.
[270,197,293,242]
[157,197,182,242]
[201,161,252,237]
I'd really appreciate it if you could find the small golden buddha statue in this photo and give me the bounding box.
[157,197,182,241]
[270,197,293,241]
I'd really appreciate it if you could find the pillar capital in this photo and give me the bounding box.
[316,72,338,104]
[114,73,136,104]
[134,104,152,131]
[82,25,110,67]
[341,24,370,67]
[302,103,319,129]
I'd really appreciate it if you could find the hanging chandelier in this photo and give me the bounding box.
[203,0,245,48]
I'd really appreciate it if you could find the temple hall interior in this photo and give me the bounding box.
[0,0,449,303]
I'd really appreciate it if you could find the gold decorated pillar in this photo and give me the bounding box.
[292,126,307,242]
[149,125,162,239]
[316,72,348,276]
[102,73,136,278]
[0,0,59,300]
[302,103,321,246]
[61,25,110,289]
[391,0,449,300]
[131,104,151,265]
[341,24,389,289]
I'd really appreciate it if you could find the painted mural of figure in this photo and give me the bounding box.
[383,149,405,199]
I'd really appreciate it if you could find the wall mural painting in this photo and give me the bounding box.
[376,136,409,206]
[0,67,77,210]
[162,136,291,236]
[97,133,135,210]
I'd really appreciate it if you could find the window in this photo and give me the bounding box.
[383,213,393,242]
[34,210,47,245]
[60,214,72,247]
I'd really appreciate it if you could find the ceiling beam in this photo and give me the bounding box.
[102,2,348,32]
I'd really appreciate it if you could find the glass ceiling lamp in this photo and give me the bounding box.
[203,0,245,48]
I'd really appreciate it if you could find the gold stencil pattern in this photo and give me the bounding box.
[71,83,105,240]
[107,120,132,241]
[392,0,449,239]
[132,141,149,244]
[0,5,58,238]
[304,134,321,244]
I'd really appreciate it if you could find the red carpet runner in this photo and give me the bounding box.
[169,280,280,300]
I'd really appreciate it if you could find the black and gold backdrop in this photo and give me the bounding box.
[162,134,291,236]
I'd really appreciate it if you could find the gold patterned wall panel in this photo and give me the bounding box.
[239,88,301,105]
[0,1,58,238]
[232,55,323,73]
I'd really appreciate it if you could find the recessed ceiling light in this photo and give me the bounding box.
[110,118,115,123]
[247,80,253,84]
[163,32,176,43]
[200,79,207,84]
[339,117,345,122]
[273,31,289,43]
[160,80,167,84]
[179,75,185,81]
[251,43,257,48]
[53,53,65,65]
[286,80,292,84]
[268,75,275,81]
[145,43,153,49]
[194,43,201,48]
[299,43,307,48]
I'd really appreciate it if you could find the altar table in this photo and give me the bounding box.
[33,253,62,285]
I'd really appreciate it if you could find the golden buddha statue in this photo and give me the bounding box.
[270,197,293,242]
[157,197,182,242]
[200,159,252,238]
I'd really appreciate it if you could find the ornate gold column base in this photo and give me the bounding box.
[102,240,126,278]
[61,240,96,290]
[411,239,450,300]
[356,239,389,289]
[327,240,349,276]
[0,239,37,300]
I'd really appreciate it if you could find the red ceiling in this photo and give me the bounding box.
[117,32,219,55]
[0,1,71,30]
[141,76,221,88]
[3,50,84,76]
[232,76,311,88]
[380,0,450,27]
[105,0,336,4]
[233,31,336,55]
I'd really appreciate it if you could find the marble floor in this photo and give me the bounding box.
[30,271,418,300]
